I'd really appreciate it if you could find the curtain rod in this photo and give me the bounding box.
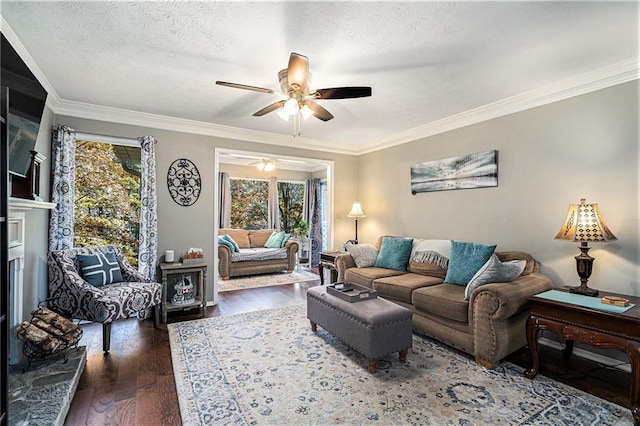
[75,132,139,147]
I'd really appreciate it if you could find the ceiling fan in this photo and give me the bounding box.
[216,52,372,134]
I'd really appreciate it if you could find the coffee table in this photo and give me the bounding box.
[307,285,413,373]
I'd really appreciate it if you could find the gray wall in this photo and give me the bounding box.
[47,116,358,304]
[357,81,639,296]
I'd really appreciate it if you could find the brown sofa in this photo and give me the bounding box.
[335,236,553,368]
[218,228,298,280]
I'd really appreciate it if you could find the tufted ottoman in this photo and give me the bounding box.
[307,285,413,373]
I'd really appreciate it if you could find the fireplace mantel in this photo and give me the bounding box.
[9,197,55,211]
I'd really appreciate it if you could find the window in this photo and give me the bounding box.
[278,181,305,233]
[74,141,141,266]
[230,178,269,229]
[229,178,306,232]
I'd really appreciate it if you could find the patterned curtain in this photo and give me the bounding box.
[218,172,231,228]
[308,178,322,266]
[48,125,77,251]
[138,136,158,281]
[268,176,280,230]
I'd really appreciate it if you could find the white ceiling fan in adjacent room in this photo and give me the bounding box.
[216,52,372,136]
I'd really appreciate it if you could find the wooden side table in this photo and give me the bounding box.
[525,289,640,424]
[159,262,207,323]
[318,250,342,285]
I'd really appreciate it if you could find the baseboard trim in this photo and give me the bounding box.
[538,337,631,373]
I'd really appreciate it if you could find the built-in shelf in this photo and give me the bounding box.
[8,197,55,211]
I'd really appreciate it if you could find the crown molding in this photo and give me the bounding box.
[0,17,62,110]
[359,58,639,154]
[53,99,358,155]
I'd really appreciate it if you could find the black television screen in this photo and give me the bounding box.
[1,33,47,178]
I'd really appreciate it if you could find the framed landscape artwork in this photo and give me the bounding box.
[411,150,498,194]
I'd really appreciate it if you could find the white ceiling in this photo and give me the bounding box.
[1,1,638,155]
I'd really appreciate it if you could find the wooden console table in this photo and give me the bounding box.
[159,262,207,323]
[525,289,640,424]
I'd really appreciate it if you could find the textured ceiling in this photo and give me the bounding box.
[1,1,638,153]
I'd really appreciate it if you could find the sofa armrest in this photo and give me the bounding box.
[336,253,356,282]
[218,245,232,279]
[284,241,299,271]
[470,273,554,321]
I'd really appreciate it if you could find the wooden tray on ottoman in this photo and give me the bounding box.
[327,282,377,303]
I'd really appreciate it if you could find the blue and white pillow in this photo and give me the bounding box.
[77,252,123,287]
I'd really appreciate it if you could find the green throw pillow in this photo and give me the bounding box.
[374,237,414,272]
[281,233,291,248]
[444,240,497,285]
[265,231,285,248]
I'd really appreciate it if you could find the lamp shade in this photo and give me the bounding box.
[347,201,366,219]
[555,198,617,242]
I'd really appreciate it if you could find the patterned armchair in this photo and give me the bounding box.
[48,245,162,353]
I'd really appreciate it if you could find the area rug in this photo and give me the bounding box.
[217,269,319,292]
[168,304,633,425]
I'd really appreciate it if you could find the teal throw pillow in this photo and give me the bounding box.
[444,240,497,285]
[280,233,291,248]
[220,234,240,252]
[218,235,237,252]
[77,252,123,287]
[265,231,285,248]
[374,237,414,272]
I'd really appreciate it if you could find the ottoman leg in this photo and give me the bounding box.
[310,320,317,332]
[399,349,408,363]
[368,359,378,374]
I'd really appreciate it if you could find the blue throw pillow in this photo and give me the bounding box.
[218,236,236,252]
[220,234,240,252]
[444,240,497,285]
[374,237,414,272]
[280,233,291,248]
[265,231,285,248]
[77,252,123,287]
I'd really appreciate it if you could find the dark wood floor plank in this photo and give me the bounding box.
[64,275,631,425]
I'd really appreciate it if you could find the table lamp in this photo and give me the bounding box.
[347,201,366,243]
[554,198,617,296]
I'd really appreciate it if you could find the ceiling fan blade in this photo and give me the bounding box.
[287,52,309,92]
[216,81,273,94]
[304,101,334,122]
[252,100,286,117]
[314,87,372,99]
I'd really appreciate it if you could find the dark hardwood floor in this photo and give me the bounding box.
[64,277,631,425]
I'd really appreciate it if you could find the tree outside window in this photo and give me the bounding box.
[229,178,305,232]
[74,141,141,266]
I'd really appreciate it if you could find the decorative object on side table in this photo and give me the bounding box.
[167,158,201,206]
[347,201,365,243]
[554,198,617,297]
[182,247,204,264]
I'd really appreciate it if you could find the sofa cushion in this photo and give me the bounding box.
[346,243,378,268]
[444,240,497,285]
[464,254,526,299]
[249,229,277,248]
[374,237,414,271]
[408,239,451,279]
[373,273,443,304]
[219,229,251,248]
[412,284,469,323]
[344,267,404,289]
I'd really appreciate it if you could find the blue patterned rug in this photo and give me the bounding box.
[168,304,633,425]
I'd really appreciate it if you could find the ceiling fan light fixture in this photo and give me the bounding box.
[277,108,290,121]
[300,104,314,120]
[256,159,276,172]
[284,98,299,115]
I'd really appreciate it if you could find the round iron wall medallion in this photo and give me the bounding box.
[167,158,201,206]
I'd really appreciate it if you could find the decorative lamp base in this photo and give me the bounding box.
[566,285,599,297]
